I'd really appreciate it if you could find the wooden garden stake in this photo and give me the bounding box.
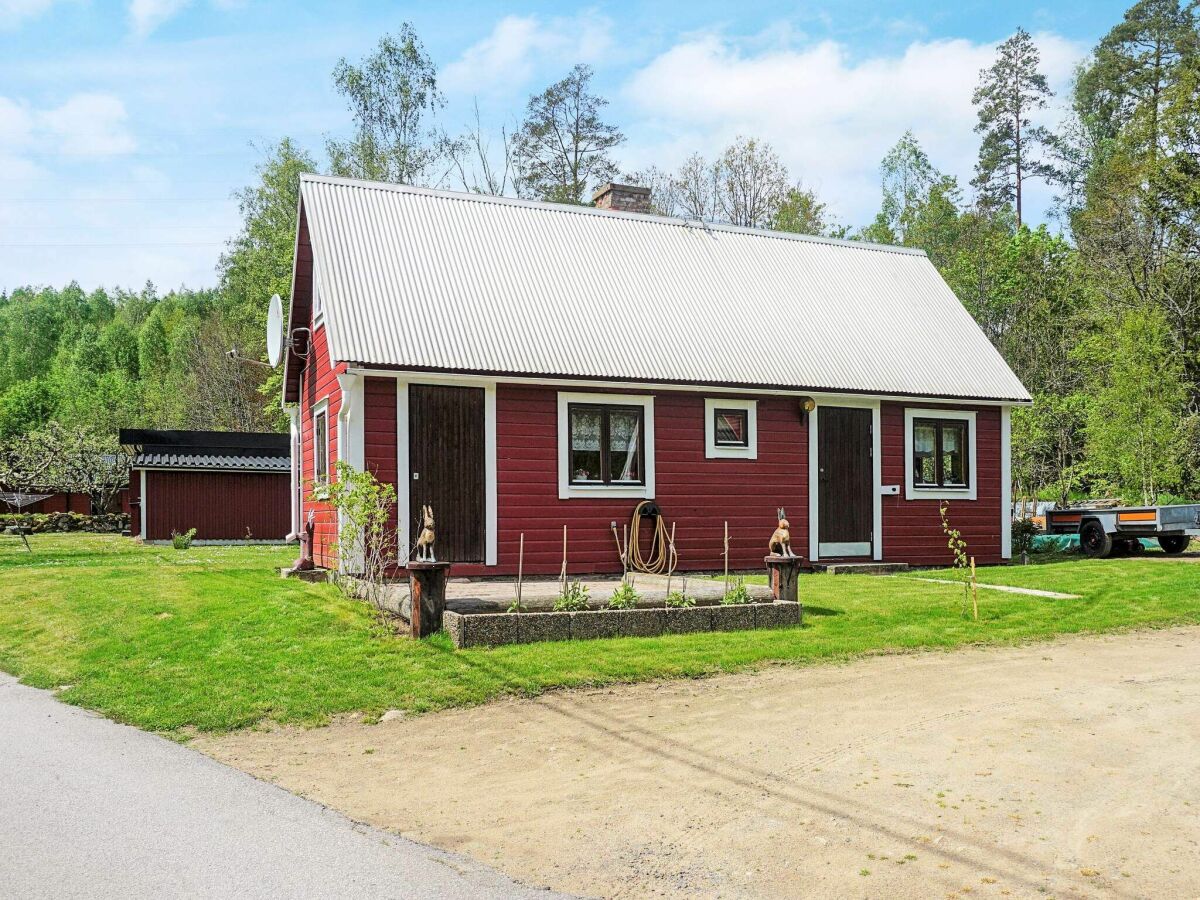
[970,556,978,621]
[723,520,730,594]
[666,522,677,597]
[559,525,568,595]
[622,523,630,584]
[516,533,525,613]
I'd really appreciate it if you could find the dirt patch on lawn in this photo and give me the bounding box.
[197,628,1200,899]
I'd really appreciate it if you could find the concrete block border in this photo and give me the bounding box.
[443,601,801,648]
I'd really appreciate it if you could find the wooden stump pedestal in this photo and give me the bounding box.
[764,555,803,604]
[407,561,451,639]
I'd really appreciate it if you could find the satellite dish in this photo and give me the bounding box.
[266,294,284,367]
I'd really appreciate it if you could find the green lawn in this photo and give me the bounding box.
[1,534,1198,735]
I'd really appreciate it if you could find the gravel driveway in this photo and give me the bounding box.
[201,627,1200,899]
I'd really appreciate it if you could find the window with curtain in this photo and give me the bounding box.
[912,417,968,488]
[568,403,644,486]
[314,410,328,483]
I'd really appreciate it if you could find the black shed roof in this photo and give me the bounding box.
[119,429,290,473]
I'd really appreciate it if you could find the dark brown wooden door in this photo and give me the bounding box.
[818,406,873,556]
[409,385,485,563]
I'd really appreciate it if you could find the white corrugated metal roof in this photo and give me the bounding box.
[298,173,1030,402]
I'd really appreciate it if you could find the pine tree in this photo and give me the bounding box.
[972,28,1057,226]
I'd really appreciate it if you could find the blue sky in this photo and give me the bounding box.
[0,1,1131,292]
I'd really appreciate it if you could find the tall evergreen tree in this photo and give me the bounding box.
[1074,0,1198,153]
[972,28,1057,225]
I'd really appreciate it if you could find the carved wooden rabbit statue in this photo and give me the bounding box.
[768,507,795,558]
[414,504,437,562]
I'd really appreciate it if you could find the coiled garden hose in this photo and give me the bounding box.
[619,500,678,575]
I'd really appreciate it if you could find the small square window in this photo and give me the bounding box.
[713,408,750,447]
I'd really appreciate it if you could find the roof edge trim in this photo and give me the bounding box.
[342,362,1033,405]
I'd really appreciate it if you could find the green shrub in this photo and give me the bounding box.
[170,528,197,550]
[1011,517,1039,557]
[607,581,640,610]
[553,581,589,612]
[721,579,753,605]
[664,590,695,608]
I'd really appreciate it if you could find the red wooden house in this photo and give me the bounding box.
[282,176,1030,575]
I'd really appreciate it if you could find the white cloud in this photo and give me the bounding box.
[128,0,189,38]
[0,95,34,150]
[442,12,614,98]
[0,0,54,29]
[37,92,136,156]
[622,30,1085,225]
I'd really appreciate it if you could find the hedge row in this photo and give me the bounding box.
[0,512,129,534]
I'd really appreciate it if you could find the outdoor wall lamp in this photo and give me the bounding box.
[799,396,816,425]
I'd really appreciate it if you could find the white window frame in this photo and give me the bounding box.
[807,398,882,562]
[312,274,324,325]
[312,398,330,485]
[558,391,655,500]
[395,378,498,567]
[904,407,977,501]
[704,398,757,459]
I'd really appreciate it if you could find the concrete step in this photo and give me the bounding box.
[813,562,909,576]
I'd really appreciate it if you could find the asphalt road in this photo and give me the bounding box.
[0,673,559,899]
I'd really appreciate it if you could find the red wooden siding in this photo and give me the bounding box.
[880,402,1003,565]
[27,492,93,514]
[292,211,344,568]
[9,490,128,515]
[300,322,344,567]
[144,471,289,541]
[301,370,1004,573]
[364,376,400,558]
[483,385,808,577]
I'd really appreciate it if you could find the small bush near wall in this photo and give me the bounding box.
[0,512,129,534]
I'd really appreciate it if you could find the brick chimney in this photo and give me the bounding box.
[592,182,652,214]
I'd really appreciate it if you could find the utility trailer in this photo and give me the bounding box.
[1045,504,1200,558]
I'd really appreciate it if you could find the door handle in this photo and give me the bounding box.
[412,472,420,480]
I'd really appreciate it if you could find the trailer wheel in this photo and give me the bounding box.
[1158,535,1190,555]
[1080,520,1113,559]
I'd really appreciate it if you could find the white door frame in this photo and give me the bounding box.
[808,398,882,562]
[395,377,497,566]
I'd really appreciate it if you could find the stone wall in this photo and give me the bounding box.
[0,512,129,534]
[443,601,800,648]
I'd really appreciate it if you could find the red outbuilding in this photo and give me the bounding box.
[1,491,95,514]
[281,175,1031,575]
[120,429,290,543]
